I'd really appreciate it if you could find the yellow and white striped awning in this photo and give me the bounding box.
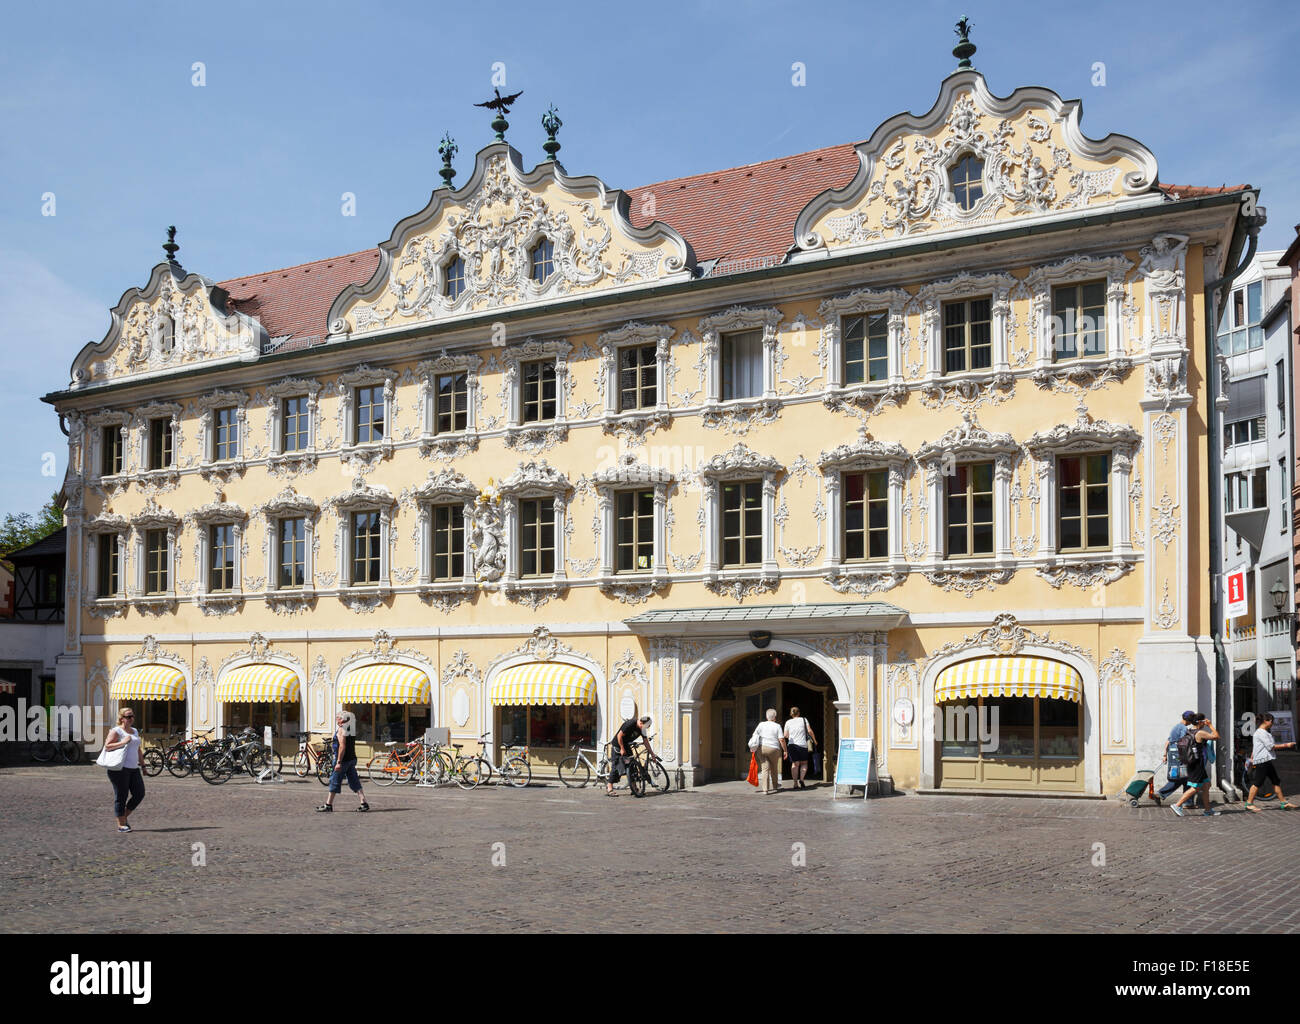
[337,664,431,705]
[111,665,186,701]
[491,663,597,706]
[215,664,301,703]
[935,657,1081,703]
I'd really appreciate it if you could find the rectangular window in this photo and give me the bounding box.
[351,511,382,585]
[1225,469,1269,512]
[208,524,235,592]
[1233,288,1245,328]
[214,407,239,461]
[101,426,123,476]
[148,418,172,469]
[431,504,465,581]
[945,462,994,557]
[1277,360,1286,413]
[519,498,555,577]
[1051,281,1106,360]
[1058,453,1111,552]
[721,329,764,400]
[355,386,384,444]
[521,361,558,423]
[1247,281,1262,325]
[943,298,992,374]
[842,312,889,384]
[615,489,655,573]
[277,517,306,590]
[618,345,658,411]
[97,534,119,598]
[721,480,763,567]
[282,396,310,453]
[145,529,168,594]
[435,373,468,434]
[844,469,889,561]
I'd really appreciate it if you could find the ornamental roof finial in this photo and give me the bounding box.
[475,88,524,143]
[953,16,976,71]
[541,105,562,162]
[162,225,180,265]
[438,132,458,189]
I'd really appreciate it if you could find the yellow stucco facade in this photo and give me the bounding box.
[47,71,1247,794]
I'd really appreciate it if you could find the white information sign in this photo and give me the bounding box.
[1224,566,1249,620]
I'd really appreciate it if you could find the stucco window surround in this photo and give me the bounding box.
[918,272,1017,379]
[914,412,1018,566]
[188,498,249,614]
[131,402,181,481]
[417,353,481,456]
[817,433,910,571]
[338,365,397,462]
[1023,404,1142,561]
[85,513,129,605]
[698,443,783,587]
[265,376,322,468]
[409,469,478,597]
[330,477,397,597]
[1026,253,1133,368]
[700,305,783,409]
[597,321,673,435]
[258,486,320,604]
[501,337,571,447]
[498,460,570,596]
[129,500,180,610]
[196,389,249,476]
[592,454,674,598]
[87,410,131,483]
[818,288,911,391]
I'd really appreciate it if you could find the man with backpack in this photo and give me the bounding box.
[1170,714,1220,817]
[1156,710,1198,803]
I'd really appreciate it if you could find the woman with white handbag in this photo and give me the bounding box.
[98,708,145,832]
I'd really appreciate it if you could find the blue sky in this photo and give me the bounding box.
[1,0,1296,519]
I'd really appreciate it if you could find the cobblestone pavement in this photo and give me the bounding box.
[2,765,1298,933]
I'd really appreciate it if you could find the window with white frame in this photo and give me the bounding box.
[266,378,320,459]
[721,331,764,400]
[259,488,319,593]
[1057,453,1110,552]
[351,511,383,585]
[499,462,570,586]
[102,424,124,476]
[1051,281,1107,361]
[197,391,248,467]
[915,415,1018,563]
[148,417,174,469]
[817,436,908,570]
[592,455,672,579]
[277,517,307,589]
[521,361,558,423]
[144,530,170,593]
[597,322,672,420]
[945,461,995,557]
[918,274,1016,378]
[87,517,129,600]
[207,524,237,592]
[502,339,571,432]
[816,288,909,391]
[700,307,781,405]
[417,355,479,442]
[189,500,248,600]
[338,367,396,455]
[331,481,396,590]
[409,469,476,588]
[1027,255,1130,366]
[698,444,782,579]
[214,407,239,460]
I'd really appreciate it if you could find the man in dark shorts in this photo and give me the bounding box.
[1171,715,1220,817]
[317,712,370,812]
[1245,712,1297,812]
[1156,710,1197,803]
[605,715,654,797]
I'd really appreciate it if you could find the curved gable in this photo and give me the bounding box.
[794,71,1159,255]
[329,143,694,338]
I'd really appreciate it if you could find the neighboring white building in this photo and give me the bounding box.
[1218,251,1295,728]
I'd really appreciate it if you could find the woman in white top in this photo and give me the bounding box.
[103,708,145,833]
[749,709,788,794]
[783,706,818,790]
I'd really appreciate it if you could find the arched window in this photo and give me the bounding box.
[530,238,555,283]
[950,154,984,211]
[444,256,465,300]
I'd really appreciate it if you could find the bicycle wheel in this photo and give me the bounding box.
[646,758,671,793]
[456,757,488,790]
[199,753,231,785]
[316,756,335,786]
[165,747,192,779]
[501,756,531,789]
[427,750,454,785]
[293,751,310,777]
[627,763,645,798]
[557,755,591,788]
[140,748,165,777]
[367,753,399,786]
[59,740,82,764]
[395,753,420,784]
[30,740,54,763]
[264,750,283,776]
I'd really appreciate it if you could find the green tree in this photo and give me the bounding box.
[0,494,65,560]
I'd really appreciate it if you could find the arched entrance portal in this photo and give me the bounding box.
[703,651,839,784]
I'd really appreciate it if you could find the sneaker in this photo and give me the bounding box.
[356,802,370,812]
[1202,809,1221,816]
[315,804,332,812]
[1171,804,1185,817]
[117,824,131,833]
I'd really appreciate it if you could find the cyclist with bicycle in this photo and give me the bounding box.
[605,715,654,797]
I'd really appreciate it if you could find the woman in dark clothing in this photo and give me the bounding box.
[317,712,369,812]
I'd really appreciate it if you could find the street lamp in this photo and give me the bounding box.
[1270,578,1287,614]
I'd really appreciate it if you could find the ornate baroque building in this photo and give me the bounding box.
[45,44,1256,793]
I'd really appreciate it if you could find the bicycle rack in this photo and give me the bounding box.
[416,727,451,788]
[255,727,285,785]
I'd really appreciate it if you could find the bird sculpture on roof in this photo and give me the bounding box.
[476,88,524,142]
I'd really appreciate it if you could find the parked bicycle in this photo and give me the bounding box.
[29,714,82,764]
[198,728,280,784]
[559,737,664,793]
[473,732,531,788]
[164,731,212,778]
[293,732,335,785]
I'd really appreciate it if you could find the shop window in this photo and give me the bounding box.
[435,373,469,434]
[498,704,595,751]
[843,469,888,561]
[148,417,173,469]
[354,386,385,444]
[1057,453,1110,552]
[277,517,306,589]
[224,702,300,739]
[431,504,465,581]
[521,360,558,423]
[943,298,992,374]
[721,480,763,567]
[842,312,889,384]
[519,498,556,577]
[945,462,994,557]
[282,396,310,452]
[136,699,186,736]
[618,344,658,411]
[344,704,430,745]
[721,329,763,400]
[615,489,654,573]
[1051,281,1106,360]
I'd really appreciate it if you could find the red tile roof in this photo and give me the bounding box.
[207,153,1245,346]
